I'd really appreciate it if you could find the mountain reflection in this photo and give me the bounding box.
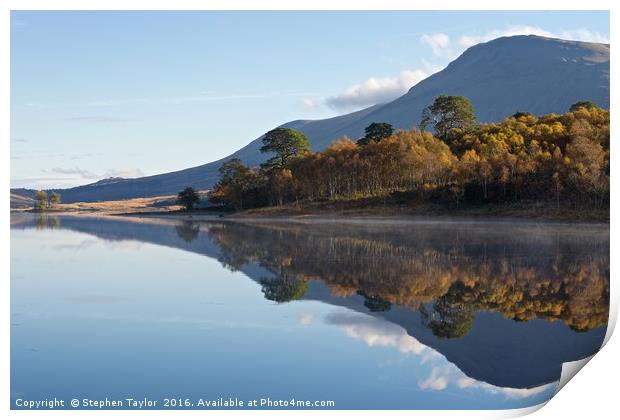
[205,221,609,336]
[11,214,609,390]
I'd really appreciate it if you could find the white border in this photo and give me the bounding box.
[3,1,616,419]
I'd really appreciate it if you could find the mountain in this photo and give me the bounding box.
[14,35,610,204]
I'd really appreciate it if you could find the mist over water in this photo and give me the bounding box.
[10,214,609,409]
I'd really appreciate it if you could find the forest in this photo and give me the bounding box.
[205,97,609,214]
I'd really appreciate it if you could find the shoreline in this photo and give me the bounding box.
[125,202,609,225]
[11,198,609,225]
[12,208,609,227]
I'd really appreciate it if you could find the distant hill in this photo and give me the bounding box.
[13,35,610,204]
[10,190,35,208]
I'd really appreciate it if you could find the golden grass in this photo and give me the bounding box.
[13,194,183,215]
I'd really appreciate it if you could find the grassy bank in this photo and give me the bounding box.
[226,197,609,223]
[11,194,183,215]
[12,195,608,223]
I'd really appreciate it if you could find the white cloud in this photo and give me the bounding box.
[101,168,144,179]
[419,366,452,390]
[88,92,320,107]
[64,116,128,123]
[301,97,319,110]
[47,167,99,179]
[299,313,314,325]
[325,312,439,359]
[457,25,554,49]
[326,311,557,401]
[420,33,452,57]
[326,69,427,112]
[456,377,556,399]
[35,166,144,188]
[45,167,144,180]
[325,24,608,113]
[417,365,557,398]
[11,177,90,190]
[558,28,610,44]
[11,166,144,189]
[419,25,609,62]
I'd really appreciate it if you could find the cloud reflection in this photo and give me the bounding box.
[325,311,557,399]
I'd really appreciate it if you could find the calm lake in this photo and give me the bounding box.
[10,214,609,409]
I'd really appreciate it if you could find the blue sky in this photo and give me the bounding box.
[10,11,609,189]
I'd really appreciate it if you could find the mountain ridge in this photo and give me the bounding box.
[12,35,610,204]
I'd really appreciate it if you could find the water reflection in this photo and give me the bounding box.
[203,220,609,388]
[206,221,609,334]
[35,214,61,230]
[323,312,553,398]
[175,221,200,243]
[10,214,609,407]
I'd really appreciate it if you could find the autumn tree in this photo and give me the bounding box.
[209,158,261,210]
[267,168,294,206]
[34,190,48,211]
[569,101,600,112]
[210,97,608,213]
[49,191,61,207]
[565,132,608,207]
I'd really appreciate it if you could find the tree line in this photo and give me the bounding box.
[177,96,610,212]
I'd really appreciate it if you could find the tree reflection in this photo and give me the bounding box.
[358,291,392,312]
[206,221,609,337]
[420,283,475,339]
[35,215,61,230]
[175,221,200,243]
[260,272,309,303]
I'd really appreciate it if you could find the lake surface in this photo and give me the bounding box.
[10,214,609,409]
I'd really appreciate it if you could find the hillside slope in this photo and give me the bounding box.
[16,35,609,203]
